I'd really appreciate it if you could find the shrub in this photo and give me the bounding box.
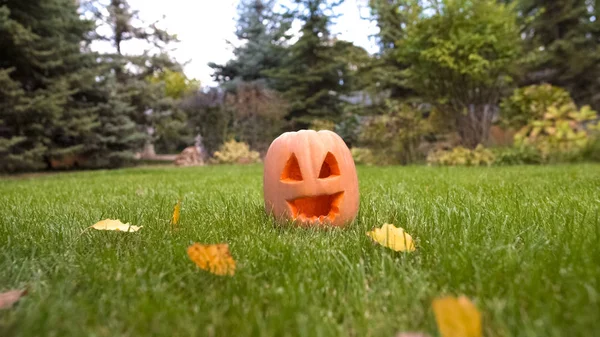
[491,146,544,166]
[211,140,261,164]
[351,147,376,165]
[500,84,574,129]
[580,136,600,162]
[359,101,430,165]
[427,145,495,166]
[514,103,599,160]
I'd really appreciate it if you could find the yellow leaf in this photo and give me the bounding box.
[187,243,236,276]
[433,296,482,337]
[170,199,181,229]
[367,223,416,252]
[90,219,142,232]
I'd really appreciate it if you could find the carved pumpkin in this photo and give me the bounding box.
[263,130,359,227]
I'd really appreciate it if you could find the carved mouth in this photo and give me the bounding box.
[286,192,344,223]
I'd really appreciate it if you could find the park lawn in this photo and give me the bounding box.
[0,164,599,337]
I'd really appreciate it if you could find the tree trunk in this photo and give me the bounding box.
[455,104,496,148]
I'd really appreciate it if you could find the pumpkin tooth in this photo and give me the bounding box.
[319,215,326,222]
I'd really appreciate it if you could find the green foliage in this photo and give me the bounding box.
[516,0,600,111]
[350,147,376,166]
[579,136,600,162]
[149,69,199,99]
[226,81,288,153]
[398,0,522,148]
[308,119,336,131]
[211,139,261,164]
[266,0,353,127]
[427,145,496,166]
[334,113,362,147]
[0,0,101,172]
[500,84,573,129]
[209,0,292,87]
[491,146,544,166]
[514,103,599,160]
[359,101,430,165]
[183,89,233,155]
[367,0,420,99]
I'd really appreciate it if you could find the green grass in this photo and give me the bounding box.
[1,164,599,337]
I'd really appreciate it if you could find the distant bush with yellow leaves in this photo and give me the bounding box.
[514,103,599,161]
[427,145,495,166]
[211,140,261,164]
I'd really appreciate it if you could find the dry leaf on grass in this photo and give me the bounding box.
[433,295,482,337]
[90,219,142,232]
[0,289,27,310]
[170,200,181,229]
[187,243,236,276]
[367,223,416,252]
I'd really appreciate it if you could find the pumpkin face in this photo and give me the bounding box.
[263,130,359,227]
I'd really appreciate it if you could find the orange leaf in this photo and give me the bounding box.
[432,295,482,337]
[187,243,236,276]
[170,199,181,230]
[0,289,27,310]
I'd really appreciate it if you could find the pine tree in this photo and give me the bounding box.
[209,0,292,89]
[267,0,350,128]
[518,0,600,110]
[84,0,182,158]
[367,0,420,99]
[0,0,99,172]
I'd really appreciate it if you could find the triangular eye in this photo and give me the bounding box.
[319,152,340,178]
[280,153,303,181]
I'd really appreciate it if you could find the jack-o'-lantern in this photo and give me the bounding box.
[263,130,359,227]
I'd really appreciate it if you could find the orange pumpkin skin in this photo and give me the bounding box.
[263,130,359,227]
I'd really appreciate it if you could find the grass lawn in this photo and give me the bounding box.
[1,164,599,337]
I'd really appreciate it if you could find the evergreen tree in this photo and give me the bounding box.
[267,0,350,128]
[367,0,420,99]
[209,0,292,89]
[517,0,600,110]
[0,0,99,171]
[84,0,182,157]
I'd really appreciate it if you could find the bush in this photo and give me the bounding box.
[427,145,495,166]
[226,81,288,154]
[351,147,376,165]
[514,103,599,160]
[580,136,600,162]
[491,146,544,166]
[359,101,430,165]
[500,84,573,129]
[211,140,261,164]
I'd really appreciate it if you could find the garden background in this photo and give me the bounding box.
[1,0,599,170]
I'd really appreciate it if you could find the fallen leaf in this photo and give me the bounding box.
[433,295,482,337]
[367,223,416,252]
[170,199,181,230]
[187,243,236,276]
[90,219,142,232]
[0,289,27,310]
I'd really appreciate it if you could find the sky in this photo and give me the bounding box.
[102,0,379,87]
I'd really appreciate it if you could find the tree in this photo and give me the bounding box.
[516,0,600,111]
[367,0,421,99]
[83,0,183,157]
[0,0,99,171]
[398,0,522,148]
[209,0,292,88]
[267,0,351,128]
